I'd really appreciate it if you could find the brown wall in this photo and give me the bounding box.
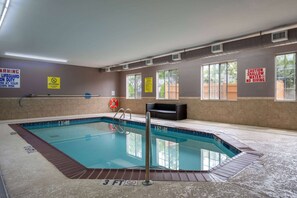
[120,97,297,130]
[119,33,297,130]
[0,58,120,120]
[0,58,120,97]
[0,97,112,120]
[120,43,297,98]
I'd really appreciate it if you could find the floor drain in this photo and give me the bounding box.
[24,145,36,154]
[10,132,17,135]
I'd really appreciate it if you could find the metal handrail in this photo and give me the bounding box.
[111,123,126,134]
[142,112,153,186]
[113,108,125,120]
[119,112,125,120]
[124,108,132,119]
[112,108,132,135]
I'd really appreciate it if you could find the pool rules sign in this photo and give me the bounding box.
[0,68,21,88]
[245,68,266,83]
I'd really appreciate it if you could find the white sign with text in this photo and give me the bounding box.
[0,68,21,88]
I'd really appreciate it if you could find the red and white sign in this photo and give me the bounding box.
[245,68,266,83]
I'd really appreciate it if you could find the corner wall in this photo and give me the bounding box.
[0,58,120,120]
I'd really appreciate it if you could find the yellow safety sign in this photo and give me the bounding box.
[145,77,153,93]
[47,76,61,89]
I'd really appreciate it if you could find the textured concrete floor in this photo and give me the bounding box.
[0,113,297,198]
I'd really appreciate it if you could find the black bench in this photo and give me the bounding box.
[146,103,187,120]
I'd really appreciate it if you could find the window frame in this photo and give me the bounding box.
[274,52,297,102]
[201,61,237,101]
[126,73,142,99]
[156,69,179,100]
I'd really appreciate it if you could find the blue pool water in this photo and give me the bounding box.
[23,118,239,171]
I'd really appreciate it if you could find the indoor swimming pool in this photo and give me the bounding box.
[22,117,239,171]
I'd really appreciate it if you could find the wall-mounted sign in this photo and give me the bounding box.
[47,76,61,89]
[245,68,266,83]
[0,68,21,88]
[145,77,153,93]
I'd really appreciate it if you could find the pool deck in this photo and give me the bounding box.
[0,113,297,198]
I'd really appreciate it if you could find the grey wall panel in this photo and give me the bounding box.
[0,58,120,97]
[237,49,275,97]
[288,29,297,42]
[184,47,210,60]
[154,56,171,65]
[178,61,200,97]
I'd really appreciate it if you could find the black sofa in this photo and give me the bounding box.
[146,103,187,120]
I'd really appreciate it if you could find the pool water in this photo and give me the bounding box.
[23,118,239,171]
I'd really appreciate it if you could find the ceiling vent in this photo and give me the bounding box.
[272,30,288,43]
[105,67,111,72]
[122,64,129,70]
[172,53,181,61]
[145,59,153,66]
[211,43,223,53]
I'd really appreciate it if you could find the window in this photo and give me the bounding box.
[275,53,296,101]
[156,139,179,170]
[126,73,142,99]
[201,62,237,100]
[126,132,142,158]
[157,69,179,99]
[201,149,228,170]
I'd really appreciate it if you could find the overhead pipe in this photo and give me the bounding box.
[103,22,297,71]
[185,33,261,52]
[262,23,297,34]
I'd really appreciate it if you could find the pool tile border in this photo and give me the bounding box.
[9,116,263,182]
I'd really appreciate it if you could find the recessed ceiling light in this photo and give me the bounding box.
[0,0,10,28]
[4,52,68,63]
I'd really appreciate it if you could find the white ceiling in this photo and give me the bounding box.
[1,0,297,68]
[0,0,4,20]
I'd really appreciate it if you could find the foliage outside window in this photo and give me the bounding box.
[201,62,237,100]
[126,73,142,99]
[157,69,179,100]
[275,53,296,101]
